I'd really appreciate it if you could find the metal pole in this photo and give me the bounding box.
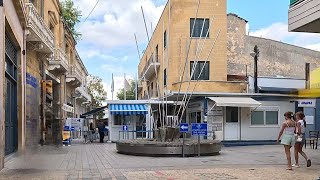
[198,135,200,157]
[141,6,150,42]
[254,45,259,93]
[182,133,185,157]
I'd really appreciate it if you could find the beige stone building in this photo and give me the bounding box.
[0,0,90,170]
[138,0,246,102]
[137,0,320,141]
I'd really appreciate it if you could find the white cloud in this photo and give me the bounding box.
[76,0,165,48]
[250,22,320,51]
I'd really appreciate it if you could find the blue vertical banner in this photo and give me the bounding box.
[203,98,208,116]
[203,98,208,139]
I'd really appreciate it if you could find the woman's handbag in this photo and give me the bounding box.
[296,134,303,142]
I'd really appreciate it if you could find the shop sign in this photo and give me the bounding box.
[298,99,316,108]
[63,104,74,113]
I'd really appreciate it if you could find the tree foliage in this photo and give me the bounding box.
[87,75,107,119]
[117,81,136,100]
[60,0,82,41]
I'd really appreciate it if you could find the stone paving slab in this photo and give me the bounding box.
[123,167,320,180]
[0,142,319,179]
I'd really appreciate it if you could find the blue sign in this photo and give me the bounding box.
[191,123,208,136]
[71,127,75,131]
[26,73,38,88]
[64,126,70,131]
[180,123,189,132]
[123,125,128,131]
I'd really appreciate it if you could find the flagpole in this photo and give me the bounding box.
[112,73,114,100]
[124,73,126,100]
[135,73,138,100]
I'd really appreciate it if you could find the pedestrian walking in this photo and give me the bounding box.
[98,121,105,143]
[277,111,296,170]
[293,111,311,168]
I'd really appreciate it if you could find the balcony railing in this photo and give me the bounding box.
[140,54,160,79]
[25,3,54,52]
[76,86,91,102]
[66,67,83,86]
[48,48,69,72]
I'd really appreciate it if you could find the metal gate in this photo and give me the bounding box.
[4,34,18,156]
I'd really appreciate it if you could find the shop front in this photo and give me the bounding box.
[108,102,150,142]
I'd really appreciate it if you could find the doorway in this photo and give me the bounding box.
[4,34,18,155]
[224,107,240,140]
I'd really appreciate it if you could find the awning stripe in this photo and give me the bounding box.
[110,104,148,115]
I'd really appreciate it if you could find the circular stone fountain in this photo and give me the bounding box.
[116,139,221,156]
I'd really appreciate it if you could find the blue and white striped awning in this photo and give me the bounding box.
[109,104,148,115]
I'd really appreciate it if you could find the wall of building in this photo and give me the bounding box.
[0,4,5,170]
[240,101,295,141]
[25,51,42,147]
[227,14,320,78]
[1,0,26,169]
[138,0,231,98]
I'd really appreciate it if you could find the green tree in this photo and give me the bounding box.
[87,75,107,119]
[60,0,82,41]
[117,81,136,100]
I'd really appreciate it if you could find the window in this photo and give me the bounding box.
[189,112,201,124]
[114,115,132,125]
[251,111,264,125]
[190,61,209,80]
[164,69,167,86]
[251,109,279,126]
[164,31,167,48]
[114,115,122,125]
[266,111,279,125]
[226,107,239,123]
[190,18,210,38]
[155,45,159,62]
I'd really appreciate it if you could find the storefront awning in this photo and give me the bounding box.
[110,104,148,115]
[208,97,261,107]
[80,106,107,118]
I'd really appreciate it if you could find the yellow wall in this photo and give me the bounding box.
[138,0,241,99]
[310,68,320,89]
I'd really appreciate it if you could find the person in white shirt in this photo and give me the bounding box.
[293,111,311,168]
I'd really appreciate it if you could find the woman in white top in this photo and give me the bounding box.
[293,111,311,168]
[277,111,296,170]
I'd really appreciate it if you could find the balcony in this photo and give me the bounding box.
[140,55,160,80]
[66,67,82,87]
[76,86,92,103]
[289,0,320,33]
[48,49,69,74]
[25,3,54,53]
[142,90,159,100]
[137,81,143,92]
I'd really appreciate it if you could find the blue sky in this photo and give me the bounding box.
[74,0,320,100]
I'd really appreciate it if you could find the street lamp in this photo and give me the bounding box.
[251,45,260,93]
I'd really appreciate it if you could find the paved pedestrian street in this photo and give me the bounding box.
[0,142,319,180]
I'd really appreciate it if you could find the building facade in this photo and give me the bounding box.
[0,0,90,170]
[137,0,320,142]
[0,0,26,169]
[288,0,320,33]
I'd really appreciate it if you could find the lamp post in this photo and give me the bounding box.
[250,45,260,93]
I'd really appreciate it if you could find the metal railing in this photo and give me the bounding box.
[25,3,54,51]
[119,130,154,140]
[140,55,160,78]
